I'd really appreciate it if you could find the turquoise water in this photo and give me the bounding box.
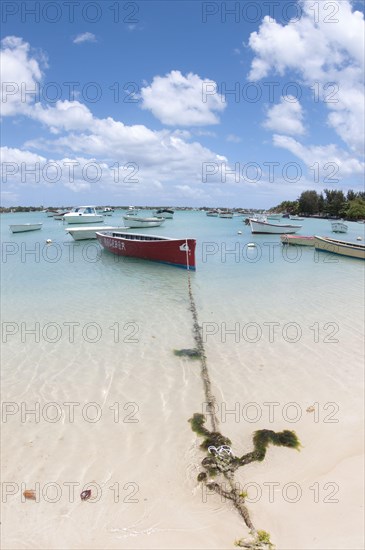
[1,210,364,549]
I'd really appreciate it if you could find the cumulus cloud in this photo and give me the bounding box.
[0,36,44,116]
[140,70,226,126]
[73,32,97,44]
[248,0,365,155]
[273,134,365,179]
[263,96,305,135]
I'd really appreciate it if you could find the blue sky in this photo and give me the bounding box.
[1,0,364,207]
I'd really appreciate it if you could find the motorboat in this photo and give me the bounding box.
[96,231,196,269]
[206,210,219,217]
[153,208,174,219]
[314,236,365,260]
[331,221,348,233]
[289,215,305,221]
[219,211,233,218]
[122,215,166,228]
[63,206,104,224]
[249,218,302,234]
[9,223,43,233]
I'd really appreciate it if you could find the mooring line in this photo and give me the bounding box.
[186,271,218,433]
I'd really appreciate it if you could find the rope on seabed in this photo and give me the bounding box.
[186,269,218,433]
[184,270,301,549]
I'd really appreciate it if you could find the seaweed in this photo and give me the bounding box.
[184,270,301,548]
[174,348,201,359]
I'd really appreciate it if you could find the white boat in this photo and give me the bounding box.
[266,213,282,220]
[9,223,43,233]
[314,236,365,260]
[122,215,166,228]
[289,215,305,221]
[249,218,302,234]
[127,206,139,215]
[153,208,174,219]
[63,206,104,224]
[101,207,114,216]
[219,211,233,218]
[331,221,348,233]
[65,225,126,241]
[206,210,219,217]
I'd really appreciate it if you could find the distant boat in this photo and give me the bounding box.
[65,225,126,241]
[96,231,196,269]
[289,215,305,221]
[127,206,139,215]
[9,223,43,233]
[314,236,365,260]
[267,213,282,220]
[206,210,219,217]
[122,215,165,228]
[46,209,58,217]
[63,206,104,224]
[281,234,315,246]
[101,207,114,216]
[153,209,174,219]
[331,221,348,233]
[219,211,233,218]
[250,218,302,234]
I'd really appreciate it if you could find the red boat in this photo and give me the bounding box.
[96,231,196,270]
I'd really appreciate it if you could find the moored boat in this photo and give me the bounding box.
[63,206,104,224]
[267,213,282,220]
[9,223,43,233]
[314,236,365,260]
[96,231,196,269]
[281,234,315,246]
[65,225,126,241]
[289,215,305,221]
[219,211,233,218]
[250,218,302,234]
[206,210,219,217]
[153,208,174,219]
[122,215,165,228]
[331,221,348,233]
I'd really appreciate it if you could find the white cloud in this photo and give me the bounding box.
[248,0,365,155]
[140,70,226,126]
[73,32,96,44]
[263,96,305,135]
[0,36,44,116]
[273,134,365,178]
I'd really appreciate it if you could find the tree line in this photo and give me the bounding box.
[271,189,365,220]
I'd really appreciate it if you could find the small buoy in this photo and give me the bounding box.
[357,236,362,241]
[247,243,256,247]
[237,230,242,235]
[46,239,52,244]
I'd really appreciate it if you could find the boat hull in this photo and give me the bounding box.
[63,214,104,224]
[96,232,196,269]
[314,236,365,260]
[122,216,165,228]
[65,226,126,240]
[9,223,43,233]
[281,234,314,246]
[250,219,301,234]
[331,222,348,233]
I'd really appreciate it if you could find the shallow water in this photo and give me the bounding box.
[1,210,364,549]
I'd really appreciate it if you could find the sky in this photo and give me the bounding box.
[1,0,364,208]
